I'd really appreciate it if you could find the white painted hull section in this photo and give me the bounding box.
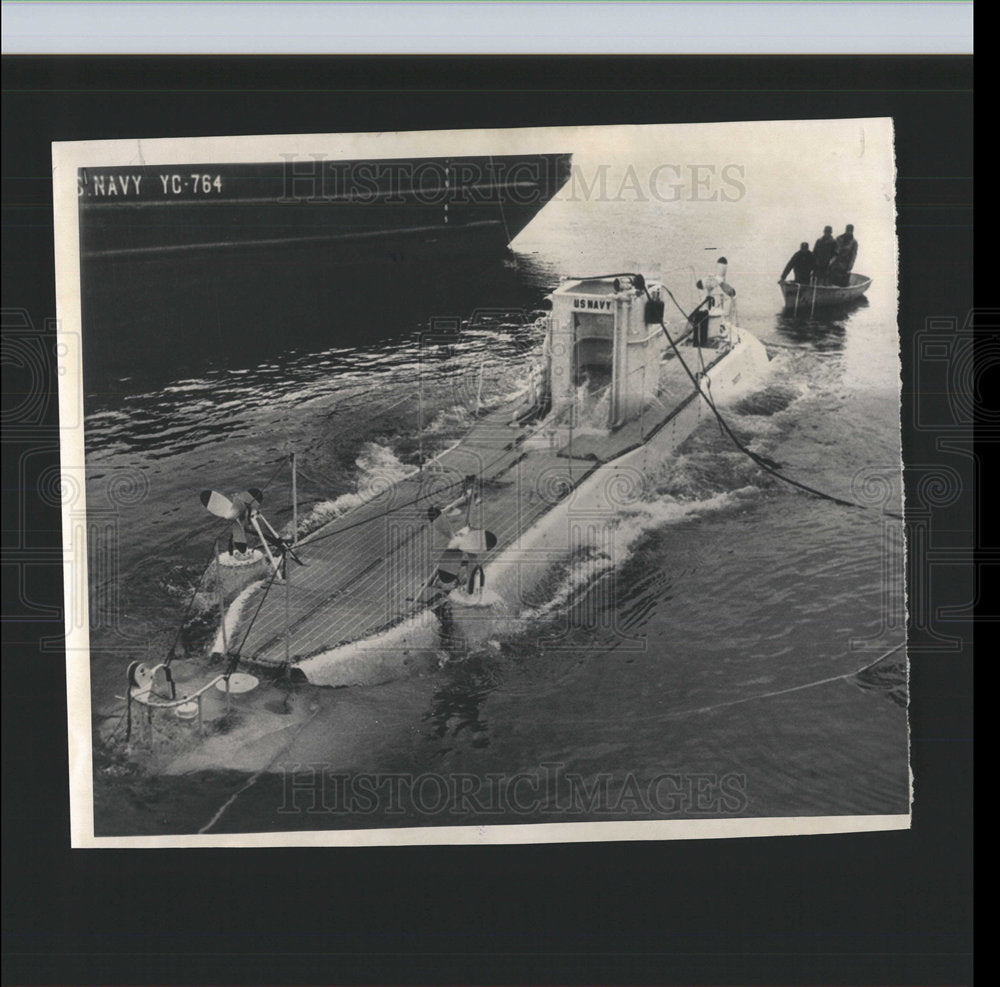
[296,329,770,687]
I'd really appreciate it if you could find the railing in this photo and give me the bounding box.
[126,666,231,747]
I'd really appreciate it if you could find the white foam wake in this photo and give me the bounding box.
[211,577,266,654]
[292,441,416,539]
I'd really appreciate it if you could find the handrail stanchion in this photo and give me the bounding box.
[216,539,228,655]
[640,363,647,443]
[283,549,291,670]
[291,452,298,546]
[568,400,574,480]
[418,364,424,473]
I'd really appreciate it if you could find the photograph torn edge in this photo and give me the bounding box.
[51,121,912,849]
[885,117,915,821]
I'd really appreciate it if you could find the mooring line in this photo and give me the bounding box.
[661,643,905,720]
[196,643,905,833]
[198,703,323,835]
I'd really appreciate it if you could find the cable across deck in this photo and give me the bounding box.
[234,356,711,666]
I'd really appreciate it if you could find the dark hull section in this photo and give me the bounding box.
[79,154,572,257]
[80,219,557,399]
[78,154,571,396]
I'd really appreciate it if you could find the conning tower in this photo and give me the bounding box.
[545,275,667,429]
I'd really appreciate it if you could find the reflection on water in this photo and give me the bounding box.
[773,296,870,349]
[424,650,503,753]
[83,251,560,404]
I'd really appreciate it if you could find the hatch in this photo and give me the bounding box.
[545,275,666,429]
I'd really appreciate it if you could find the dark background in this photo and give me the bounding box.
[2,56,974,985]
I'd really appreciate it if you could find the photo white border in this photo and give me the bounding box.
[54,122,910,849]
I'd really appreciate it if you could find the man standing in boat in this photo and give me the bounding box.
[779,242,816,285]
[812,225,838,284]
[828,224,859,287]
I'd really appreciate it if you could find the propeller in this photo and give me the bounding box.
[448,528,498,553]
[199,487,303,564]
[199,488,263,519]
[200,489,237,520]
[406,549,461,603]
[433,475,497,555]
[230,518,247,550]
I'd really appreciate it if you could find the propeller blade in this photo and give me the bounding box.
[435,548,464,581]
[429,509,455,544]
[231,489,262,512]
[201,489,238,519]
[230,519,246,546]
[449,528,498,554]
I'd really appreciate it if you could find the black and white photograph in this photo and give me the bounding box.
[53,118,910,846]
[2,6,975,976]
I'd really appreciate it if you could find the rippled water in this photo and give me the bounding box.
[87,196,909,835]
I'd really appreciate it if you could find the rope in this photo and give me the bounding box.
[198,702,323,834]
[562,272,901,521]
[226,557,283,678]
[662,643,905,720]
[258,454,290,498]
[515,642,905,725]
[297,444,510,550]
[164,540,221,667]
[654,281,905,521]
[103,698,137,745]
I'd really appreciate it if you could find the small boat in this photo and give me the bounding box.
[207,270,773,687]
[779,272,872,312]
